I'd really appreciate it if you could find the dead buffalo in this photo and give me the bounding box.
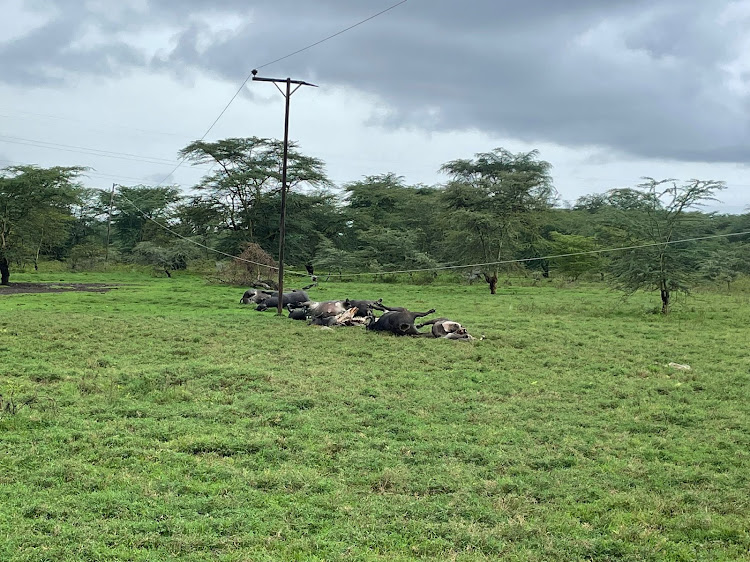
[343,298,385,318]
[287,304,309,320]
[240,288,275,305]
[311,307,365,327]
[298,300,347,320]
[255,290,309,311]
[416,318,475,341]
[366,308,436,336]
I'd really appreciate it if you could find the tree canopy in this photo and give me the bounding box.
[3,141,748,309]
[606,178,726,313]
[178,137,331,253]
[439,148,556,292]
[0,165,85,284]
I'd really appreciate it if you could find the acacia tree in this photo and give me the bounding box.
[608,178,725,313]
[342,173,443,267]
[67,188,107,252]
[0,165,84,285]
[107,185,182,254]
[130,239,202,277]
[439,148,556,293]
[544,231,605,281]
[700,245,744,291]
[178,137,331,255]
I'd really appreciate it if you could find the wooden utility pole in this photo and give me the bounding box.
[251,70,317,315]
[105,182,116,264]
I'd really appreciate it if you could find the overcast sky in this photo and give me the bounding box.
[1,0,748,213]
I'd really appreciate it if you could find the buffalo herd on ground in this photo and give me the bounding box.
[239,281,475,341]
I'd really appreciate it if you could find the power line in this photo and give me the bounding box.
[4,3,409,189]
[0,108,193,139]
[335,230,750,277]
[152,0,409,188]
[0,157,203,185]
[114,182,750,280]
[0,134,213,170]
[255,1,410,71]
[114,189,308,275]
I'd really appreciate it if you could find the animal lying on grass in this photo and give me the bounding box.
[239,282,317,306]
[255,290,310,311]
[416,318,475,341]
[365,307,437,336]
[311,307,368,327]
[238,289,310,310]
[288,298,387,322]
[241,290,476,340]
[291,300,347,320]
[343,298,386,317]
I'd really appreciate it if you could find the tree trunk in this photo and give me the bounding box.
[164,268,172,278]
[485,273,498,294]
[35,228,43,271]
[660,284,670,314]
[0,255,9,285]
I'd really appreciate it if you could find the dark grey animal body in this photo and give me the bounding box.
[343,298,385,318]
[242,281,317,306]
[287,305,309,320]
[366,308,436,336]
[240,288,276,305]
[309,314,339,326]
[255,290,309,311]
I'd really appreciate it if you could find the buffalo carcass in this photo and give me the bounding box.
[240,280,318,306]
[255,290,310,311]
[307,300,347,319]
[311,307,367,327]
[366,307,436,336]
[287,304,309,321]
[286,299,346,323]
[240,288,273,305]
[343,298,385,318]
[416,318,475,341]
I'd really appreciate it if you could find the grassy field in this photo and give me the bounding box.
[1,272,748,561]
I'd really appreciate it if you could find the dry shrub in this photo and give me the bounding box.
[221,242,277,285]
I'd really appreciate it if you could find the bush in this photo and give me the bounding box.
[69,244,106,271]
[220,243,278,286]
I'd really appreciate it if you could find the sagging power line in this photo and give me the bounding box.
[0,134,213,170]
[1,2,409,192]
[114,189,308,276]
[333,231,750,278]
[150,0,410,190]
[113,186,750,281]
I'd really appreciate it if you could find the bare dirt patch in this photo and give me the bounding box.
[0,282,118,295]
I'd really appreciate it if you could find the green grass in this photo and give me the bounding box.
[1,272,748,561]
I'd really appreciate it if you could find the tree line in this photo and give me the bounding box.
[2,138,749,312]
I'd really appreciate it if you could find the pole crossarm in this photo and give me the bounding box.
[251,76,318,88]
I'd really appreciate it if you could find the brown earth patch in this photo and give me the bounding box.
[0,282,118,295]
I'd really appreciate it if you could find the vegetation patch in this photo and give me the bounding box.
[1,273,748,560]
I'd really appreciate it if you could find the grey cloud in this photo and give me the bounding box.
[148,0,750,163]
[0,6,145,85]
[3,0,750,165]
